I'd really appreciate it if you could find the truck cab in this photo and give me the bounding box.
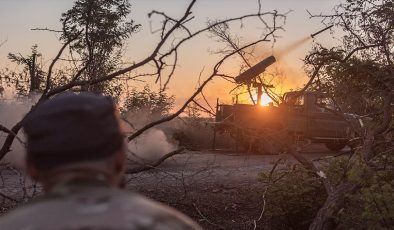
[282,91,350,150]
[215,91,352,152]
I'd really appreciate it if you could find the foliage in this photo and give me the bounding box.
[0,0,287,161]
[259,163,327,230]
[1,1,141,97]
[61,0,139,53]
[339,0,393,60]
[323,59,390,114]
[260,150,394,229]
[122,85,174,117]
[0,69,29,97]
[300,1,393,227]
[60,0,140,94]
[2,45,45,95]
[337,149,394,229]
[306,0,393,112]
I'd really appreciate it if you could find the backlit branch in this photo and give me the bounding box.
[300,43,382,93]
[1,0,285,161]
[126,148,185,174]
[127,37,272,141]
[0,125,25,146]
[43,31,82,94]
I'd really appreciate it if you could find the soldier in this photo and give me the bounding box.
[0,93,202,230]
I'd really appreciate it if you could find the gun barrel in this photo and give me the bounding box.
[311,25,333,38]
[235,55,276,84]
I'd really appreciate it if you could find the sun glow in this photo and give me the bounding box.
[260,93,273,106]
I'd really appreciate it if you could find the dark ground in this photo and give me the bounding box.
[126,144,341,229]
[0,144,342,229]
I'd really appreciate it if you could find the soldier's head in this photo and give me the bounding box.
[22,93,126,190]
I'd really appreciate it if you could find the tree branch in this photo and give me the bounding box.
[127,37,271,142]
[125,148,184,174]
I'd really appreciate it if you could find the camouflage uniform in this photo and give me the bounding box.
[0,179,202,230]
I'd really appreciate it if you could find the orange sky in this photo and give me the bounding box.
[0,0,342,111]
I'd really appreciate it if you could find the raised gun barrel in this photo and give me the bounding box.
[311,25,333,38]
[235,55,276,84]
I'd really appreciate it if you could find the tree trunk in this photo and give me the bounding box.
[29,53,40,93]
[309,182,357,230]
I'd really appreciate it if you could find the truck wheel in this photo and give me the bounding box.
[325,141,347,151]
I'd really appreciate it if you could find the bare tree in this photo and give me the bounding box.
[0,0,286,166]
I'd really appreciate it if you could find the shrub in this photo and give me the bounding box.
[259,152,394,230]
[259,163,327,230]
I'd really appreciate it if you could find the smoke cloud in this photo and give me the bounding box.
[127,128,177,163]
[0,96,38,168]
[0,94,178,167]
[123,110,178,164]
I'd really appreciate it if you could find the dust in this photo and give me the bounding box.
[0,95,38,168]
[127,128,177,163]
[123,110,177,163]
[0,94,178,167]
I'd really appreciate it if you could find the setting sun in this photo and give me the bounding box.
[260,93,273,106]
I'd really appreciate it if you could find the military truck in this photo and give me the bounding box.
[215,90,357,153]
[214,55,358,153]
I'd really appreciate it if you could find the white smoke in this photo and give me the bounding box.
[123,109,178,164]
[127,128,177,163]
[1,94,178,167]
[0,95,38,168]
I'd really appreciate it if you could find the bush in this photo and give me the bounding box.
[259,152,394,230]
[336,152,394,230]
[259,163,327,230]
[122,85,174,119]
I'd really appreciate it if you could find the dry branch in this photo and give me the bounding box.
[31,28,62,33]
[303,2,393,227]
[127,37,273,142]
[193,203,224,229]
[0,191,18,203]
[0,125,25,146]
[0,122,23,159]
[253,157,283,230]
[43,32,82,94]
[191,99,215,116]
[0,0,285,166]
[125,148,185,174]
[309,182,357,230]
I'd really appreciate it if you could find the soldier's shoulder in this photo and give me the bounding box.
[0,189,202,230]
[115,191,203,229]
[0,198,60,230]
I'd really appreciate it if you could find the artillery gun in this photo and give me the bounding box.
[214,55,357,154]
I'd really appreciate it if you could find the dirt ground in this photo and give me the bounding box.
[0,144,342,229]
[126,144,341,229]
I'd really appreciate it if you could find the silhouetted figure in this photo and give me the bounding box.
[0,93,201,230]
